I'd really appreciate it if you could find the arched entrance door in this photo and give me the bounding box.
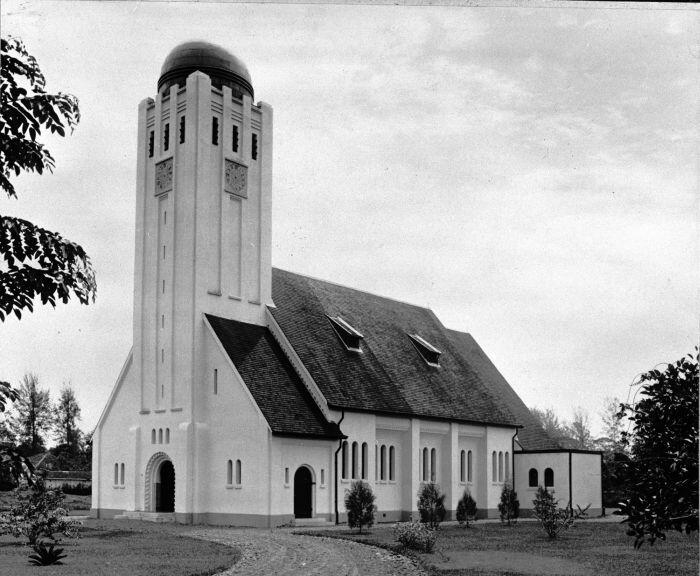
[155,460,175,512]
[294,466,313,519]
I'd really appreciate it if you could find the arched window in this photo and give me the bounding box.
[341,441,348,479]
[120,463,125,485]
[158,428,163,444]
[321,469,325,485]
[380,445,386,480]
[505,452,510,481]
[361,443,368,480]
[227,460,233,485]
[529,468,538,487]
[430,448,437,482]
[492,451,497,481]
[151,429,156,444]
[422,448,429,482]
[165,428,170,444]
[235,459,242,485]
[114,463,119,485]
[544,467,554,487]
[375,445,378,481]
[498,451,504,482]
[467,450,473,483]
[460,450,466,482]
[351,441,358,479]
[389,446,395,481]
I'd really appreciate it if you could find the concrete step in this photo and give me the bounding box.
[114,511,175,523]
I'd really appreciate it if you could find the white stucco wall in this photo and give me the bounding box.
[514,451,570,512]
[572,452,602,513]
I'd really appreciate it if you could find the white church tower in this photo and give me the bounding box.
[133,42,273,414]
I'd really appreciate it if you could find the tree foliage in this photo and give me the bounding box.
[497,482,519,526]
[52,384,81,450]
[455,490,477,528]
[8,373,52,455]
[618,350,699,548]
[344,480,376,534]
[0,36,96,321]
[532,486,589,539]
[0,380,34,488]
[417,482,446,530]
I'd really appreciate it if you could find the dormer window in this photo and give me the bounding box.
[327,315,363,352]
[409,333,441,367]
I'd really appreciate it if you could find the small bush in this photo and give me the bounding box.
[60,482,91,495]
[497,481,519,526]
[393,521,437,553]
[28,540,67,566]
[532,486,589,538]
[456,490,478,527]
[417,482,446,530]
[344,480,376,534]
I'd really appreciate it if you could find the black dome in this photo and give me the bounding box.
[158,41,253,99]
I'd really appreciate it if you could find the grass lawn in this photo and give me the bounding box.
[0,519,240,576]
[297,521,698,576]
[0,490,91,516]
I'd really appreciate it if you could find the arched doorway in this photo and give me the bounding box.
[294,466,314,519]
[156,460,175,512]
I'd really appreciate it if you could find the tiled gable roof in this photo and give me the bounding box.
[206,314,341,439]
[444,329,562,450]
[270,268,518,428]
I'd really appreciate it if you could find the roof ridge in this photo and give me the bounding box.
[272,266,433,313]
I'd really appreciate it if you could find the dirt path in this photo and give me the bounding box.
[188,528,426,576]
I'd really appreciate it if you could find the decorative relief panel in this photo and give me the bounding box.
[224,159,248,198]
[155,158,173,196]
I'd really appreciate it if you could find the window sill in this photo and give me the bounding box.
[284,484,290,489]
[340,479,350,484]
[226,484,243,490]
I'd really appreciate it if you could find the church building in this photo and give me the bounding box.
[91,41,602,526]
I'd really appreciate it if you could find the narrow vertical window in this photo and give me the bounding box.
[114,463,119,485]
[467,450,473,483]
[151,429,156,444]
[389,446,395,481]
[148,130,154,158]
[251,133,258,160]
[179,116,185,144]
[380,445,386,480]
[161,315,164,329]
[321,469,325,485]
[161,348,164,363]
[227,460,233,485]
[351,441,358,479]
[163,123,170,152]
[165,428,170,444]
[492,452,497,482]
[341,441,348,479]
[498,451,504,482]
[430,448,436,482]
[361,442,368,480]
[529,468,538,487]
[285,467,289,485]
[235,459,242,485]
[505,452,510,481]
[212,117,219,145]
[422,448,429,482]
[232,125,239,153]
[214,368,218,395]
[161,384,164,397]
[158,428,163,444]
[544,467,554,487]
[164,210,167,225]
[162,280,165,294]
[120,463,125,485]
[460,450,466,482]
[162,245,166,260]
[375,445,378,481]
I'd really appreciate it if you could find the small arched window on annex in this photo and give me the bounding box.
[505,451,510,481]
[492,451,497,481]
[422,447,429,482]
[235,459,242,486]
[467,450,473,483]
[529,468,539,488]
[227,460,233,485]
[498,451,504,482]
[151,429,156,444]
[165,428,170,444]
[544,467,554,488]
[430,448,437,482]
[380,445,387,481]
[341,440,348,480]
[158,428,163,444]
[389,446,396,481]
[113,463,119,486]
[460,450,466,483]
[361,442,368,480]
[351,441,358,479]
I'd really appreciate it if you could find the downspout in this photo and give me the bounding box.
[510,428,519,488]
[568,451,573,511]
[600,452,605,516]
[334,410,345,525]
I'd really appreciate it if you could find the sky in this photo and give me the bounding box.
[1,1,697,440]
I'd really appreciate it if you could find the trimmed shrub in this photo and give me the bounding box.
[532,486,589,539]
[344,480,376,534]
[393,521,437,553]
[497,481,519,526]
[456,490,478,527]
[417,482,446,530]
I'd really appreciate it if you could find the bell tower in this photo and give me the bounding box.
[132,41,273,413]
